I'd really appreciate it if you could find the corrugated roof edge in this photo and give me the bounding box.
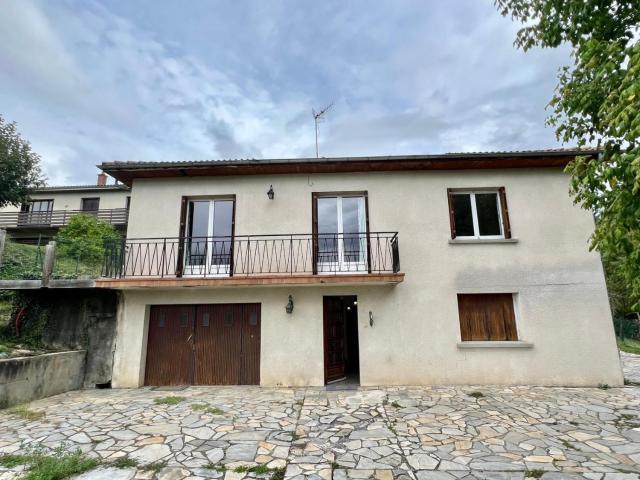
[32,184,131,192]
[98,147,599,170]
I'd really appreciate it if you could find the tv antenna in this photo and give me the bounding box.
[312,103,333,158]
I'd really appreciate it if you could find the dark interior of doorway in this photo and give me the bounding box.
[325,295,360,389]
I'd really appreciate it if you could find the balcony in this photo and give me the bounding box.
[97,232,403,288]
[0,209,129,229]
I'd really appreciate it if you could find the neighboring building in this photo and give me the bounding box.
[0,173,130,238]
[95,149,623,389]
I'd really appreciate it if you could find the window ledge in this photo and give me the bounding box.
[457,341,533,349]
[448,238,519,244]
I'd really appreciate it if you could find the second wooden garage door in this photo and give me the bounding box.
[145,304,260,386]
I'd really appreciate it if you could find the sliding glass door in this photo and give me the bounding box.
[316,195,367,273]
[185,199,234,276]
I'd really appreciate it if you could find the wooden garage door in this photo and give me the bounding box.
[144,304,260,386]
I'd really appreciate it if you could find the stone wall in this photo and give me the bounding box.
[0,350,85,408]
[10,289,119,388]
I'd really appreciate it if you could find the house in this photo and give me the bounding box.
[94,149,623,388]
[0,173,130,240]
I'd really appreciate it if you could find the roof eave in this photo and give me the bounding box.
[100,151,596,187]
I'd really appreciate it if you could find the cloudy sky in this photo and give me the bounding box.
[0,1,570,185]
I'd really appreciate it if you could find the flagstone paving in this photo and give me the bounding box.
[621,352,640,384]
[0,385,639,480]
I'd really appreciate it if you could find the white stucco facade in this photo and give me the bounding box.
[110,167,623,388]
[0,187,130,213]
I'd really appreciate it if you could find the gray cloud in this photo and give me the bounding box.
[0,0,570,184]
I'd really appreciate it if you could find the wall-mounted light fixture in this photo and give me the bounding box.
[267,185,275,200]
[369,311,374,327]
[286,295,294,314]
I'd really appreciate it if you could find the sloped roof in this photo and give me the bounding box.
[99,148,597,186]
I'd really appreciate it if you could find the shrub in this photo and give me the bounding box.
[56,214,120,263]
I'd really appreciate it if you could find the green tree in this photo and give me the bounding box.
[495,0,640,308]
[0,115,45,208]
[56,214,120,263]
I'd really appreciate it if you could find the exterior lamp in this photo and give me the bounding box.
[286,295,294,314]
[267,185,274,200]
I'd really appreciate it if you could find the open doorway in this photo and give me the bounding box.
[323,295,360,386]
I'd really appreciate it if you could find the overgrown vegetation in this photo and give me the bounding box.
[0,240,45,280]
[206,463,285,478]
[0,291,50,351]
[0,216,120,281]
[54,215,120,279]
[0,447,99,480]
[7,404,45,421]
[191,403,224,415]
[154,396,185,405]
[142,461,167,473]
[469,391,484,399]
[109,457,139,469]
[525,469,545,479]
[495,0,640,311]
[617,338,640,355]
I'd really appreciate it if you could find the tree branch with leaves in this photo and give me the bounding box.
[496,0,640,310]
[0,115,45,209]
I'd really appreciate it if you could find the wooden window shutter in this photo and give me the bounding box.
[457,294,518,341]
[498,187,511,239]
[175,196,188,277]
[447,188,456,239]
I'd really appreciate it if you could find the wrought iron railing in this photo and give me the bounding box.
[102,232,400,278]
[0,208,129,228]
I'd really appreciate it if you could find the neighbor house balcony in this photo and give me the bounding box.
[97,232,403,288]
[0,208,129,230]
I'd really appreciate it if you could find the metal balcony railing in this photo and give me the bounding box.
[0,208,129,228]
[102,232,400,278]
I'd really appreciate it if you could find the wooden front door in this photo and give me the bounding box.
[323,296,347,384]
[144,304,260,386]
[145,305,195,386]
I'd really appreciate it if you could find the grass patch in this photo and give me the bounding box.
[0,454,26,468]
[598,383,610,390]
[142,461,167,473]
[390,401,401,408]
[191,403,224,415]
[270,467,286,480]
[233,465,281,475]
[525,469,545,478]
[110,457,138,468]
[561,439,576,450]
[0,449,99,480]
[205,463,227,472]
[154,396,185,405]
[617,338,640,355]
[469,391,484,399]
[8,404,45,421]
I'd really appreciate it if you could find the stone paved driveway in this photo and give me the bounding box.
[0,386,639,480]
[622,352,640,384]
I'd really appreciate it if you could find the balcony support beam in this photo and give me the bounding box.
[95,273,404,289]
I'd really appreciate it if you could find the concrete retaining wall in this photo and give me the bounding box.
[0,350,86,408]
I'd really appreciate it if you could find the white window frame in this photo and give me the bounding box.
[184,199,233,277]
[317,195,368,274]
[453,190,504,240]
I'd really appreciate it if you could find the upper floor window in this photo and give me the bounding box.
[447,188,511,239]
[313,193,369,272]
[19,199,53,225]
[81,197,100,212]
